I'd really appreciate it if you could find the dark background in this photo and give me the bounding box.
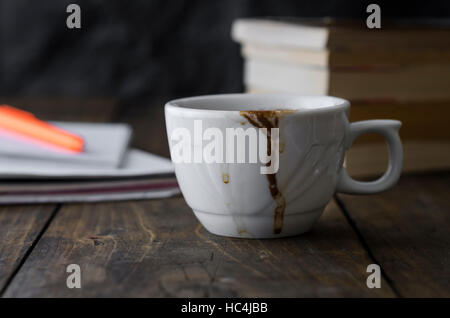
[1,0,450,103]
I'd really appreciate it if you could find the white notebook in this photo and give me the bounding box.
[0,122,132,168]
[0,148,174,179]
[0,148,179,203]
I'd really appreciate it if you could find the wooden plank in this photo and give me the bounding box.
[4,198,395,297]
[0,205,56,293]
[336,172,450,297]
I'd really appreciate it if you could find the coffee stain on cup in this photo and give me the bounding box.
[222,173,230,184]
[239,109,294,234]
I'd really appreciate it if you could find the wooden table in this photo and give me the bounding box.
[0,98,448,298]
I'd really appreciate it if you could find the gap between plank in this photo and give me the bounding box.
[0,204,61,297]
[333,195,402,297]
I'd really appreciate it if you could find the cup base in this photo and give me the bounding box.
[193,207,324,239]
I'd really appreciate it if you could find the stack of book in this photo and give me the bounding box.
[232,18,450,176]
[0,105,179,204]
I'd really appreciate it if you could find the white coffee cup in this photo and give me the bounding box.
[165,94,402,238]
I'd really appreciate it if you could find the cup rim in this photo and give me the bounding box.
[165,93,350,116]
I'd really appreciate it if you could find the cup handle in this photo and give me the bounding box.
[336,120,403,194]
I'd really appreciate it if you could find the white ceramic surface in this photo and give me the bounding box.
[165,94,403,238]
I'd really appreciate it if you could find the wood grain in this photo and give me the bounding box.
[337,172,450,297]
[0,205,56,293]
[3,198,394,297]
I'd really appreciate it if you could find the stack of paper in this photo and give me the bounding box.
[0,121,179,204]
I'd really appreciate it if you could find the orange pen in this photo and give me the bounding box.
[0,105,84,153]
